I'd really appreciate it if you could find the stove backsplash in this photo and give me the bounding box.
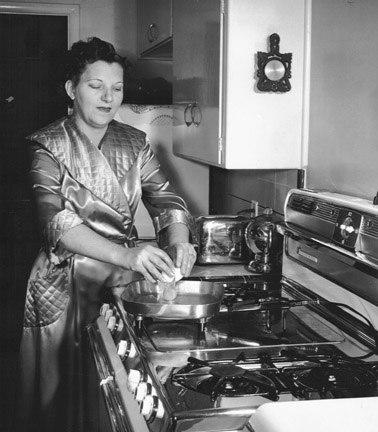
[209,167,300,216]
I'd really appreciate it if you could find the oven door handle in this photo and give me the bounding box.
[277,222,329,244]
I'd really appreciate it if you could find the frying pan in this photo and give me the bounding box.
[121,279,224,319]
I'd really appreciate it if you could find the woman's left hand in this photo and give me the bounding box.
[165,242,197,278]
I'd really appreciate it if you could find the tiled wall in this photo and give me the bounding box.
[209,167,300,216]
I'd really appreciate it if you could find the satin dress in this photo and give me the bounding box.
[15,116,195,432]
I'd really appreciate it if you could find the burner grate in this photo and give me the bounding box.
[282,356,378,399]
[171,352,378,403]
[172,358,279,402]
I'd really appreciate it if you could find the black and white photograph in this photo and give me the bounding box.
[1,1,378,431]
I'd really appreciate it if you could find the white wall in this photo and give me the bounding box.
[115,105,209,238]
[79,0,137,60]
[307,0,378,200]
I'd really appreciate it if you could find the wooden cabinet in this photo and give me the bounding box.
[173,0,311,169]
[137,0,172,59]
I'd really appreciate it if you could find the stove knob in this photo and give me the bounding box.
[128,369,149,393]
[339,216,356,240]
[128,341,137,359]
[107,315,117,332]
[128,369,142,393]
[107,315,125,335]
[135,382,153,402]
[117,340,137,362]
[116,318,124,333]
[129,341,137,358]
[100,303,110,317]
[117,340,129,360]
[140,395,165,423]
[104,308,114,324]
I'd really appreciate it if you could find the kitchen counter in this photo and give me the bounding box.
[190,264,259,278]
[188,263,282,282]
[137,240,281,280]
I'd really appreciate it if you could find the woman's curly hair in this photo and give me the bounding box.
[65,37,127,85]
[58,37,130,106]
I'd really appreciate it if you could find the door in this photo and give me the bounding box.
[0,13,68,352]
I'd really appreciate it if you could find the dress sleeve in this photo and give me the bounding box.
[29,141,84,264]
[139,138,197,243]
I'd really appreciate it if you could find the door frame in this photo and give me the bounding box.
[0,2,80,47]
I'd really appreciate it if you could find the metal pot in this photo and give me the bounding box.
[121,280,224,320]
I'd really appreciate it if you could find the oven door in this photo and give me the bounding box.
[87,317,150,432]
[278,223,378,355]
[280,223,378,328]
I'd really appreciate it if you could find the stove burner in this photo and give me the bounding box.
[172,358,279,402]
[288,363,378,399]
[276,353,378,400]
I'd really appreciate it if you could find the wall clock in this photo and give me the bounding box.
[257,33,292,93]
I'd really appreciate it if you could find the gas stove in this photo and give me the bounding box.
[87,189,378,432]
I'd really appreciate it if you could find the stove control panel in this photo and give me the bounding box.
[97,304,167,430]
[127,367,165,424]
[333,209,361,249]
[284,189,378,261]
[100,303,125,335]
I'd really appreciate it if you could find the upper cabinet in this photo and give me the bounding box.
[173,0,311,169]
[138,0,173,60]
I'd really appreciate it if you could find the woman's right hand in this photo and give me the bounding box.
[121,244,175,283]
[58,224,175,283]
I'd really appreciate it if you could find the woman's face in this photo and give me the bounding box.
[65,60,124,132]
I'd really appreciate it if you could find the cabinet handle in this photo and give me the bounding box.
[191,103,202,127]
[184,103,193,127]
[147,23,159,43]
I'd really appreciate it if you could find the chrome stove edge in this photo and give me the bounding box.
[110,297,257,432]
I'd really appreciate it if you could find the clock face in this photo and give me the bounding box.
[264,59,286,82]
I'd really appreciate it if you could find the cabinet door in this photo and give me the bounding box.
[173,0,310,169]
[138,0,172,55]
[222,0,309,169]
[173,0,222,165]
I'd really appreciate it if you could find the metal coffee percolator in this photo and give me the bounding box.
[244,207,282,273]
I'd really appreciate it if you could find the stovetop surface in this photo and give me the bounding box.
[131,276,345,364]
[103,275,378,432]
[110,267,378,417]
[139,306,344,358]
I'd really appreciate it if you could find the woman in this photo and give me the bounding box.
[16,37,197,432]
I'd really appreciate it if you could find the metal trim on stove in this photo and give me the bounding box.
[87,318,150,432]
[278,221,378,269]
[284,189,378,264]
[279,222,378,307]
[281,277,378,356]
